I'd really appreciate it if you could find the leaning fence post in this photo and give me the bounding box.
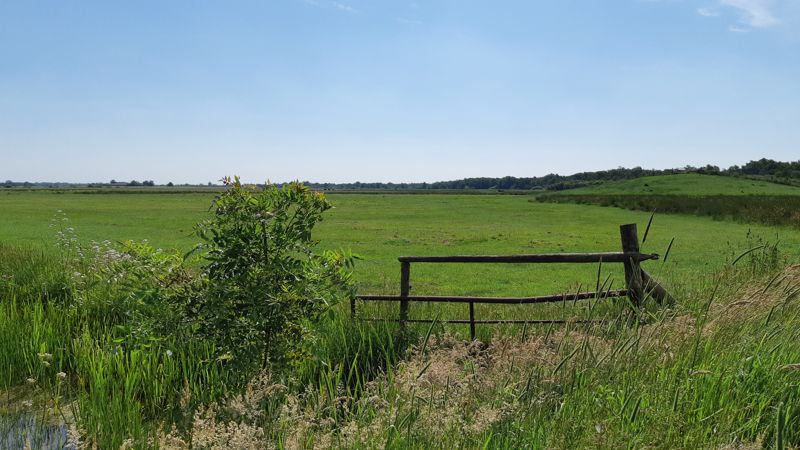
[619,223,644,306]
[399,261,411,328]
[469,302,476,340]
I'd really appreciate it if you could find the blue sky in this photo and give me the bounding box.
[1,0,798,183]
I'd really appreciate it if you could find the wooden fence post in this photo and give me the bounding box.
[350,296,356,319]
[469,302,476,340]
[399,261,411,328]
[619,224,644,306]
[641,270,675,304]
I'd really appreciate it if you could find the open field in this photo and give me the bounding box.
[3,188,800,328]
[2,187,800,448]
[3,189,800,298]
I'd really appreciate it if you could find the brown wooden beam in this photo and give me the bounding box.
[397,252,657,264]
[620,224,644,306]
[641,269,675,304]
[357,289,627,304]
[360,318,601,324]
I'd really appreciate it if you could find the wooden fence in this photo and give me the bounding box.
[352,223,673,339]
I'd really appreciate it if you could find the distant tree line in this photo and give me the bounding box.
[303,159,800,191]
[727,159,800,177]
[4,158,799,190]
[302,167,680,191]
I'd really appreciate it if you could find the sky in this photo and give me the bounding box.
[1,0,799,184]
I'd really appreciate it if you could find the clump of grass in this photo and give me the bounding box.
[0,243,71,306]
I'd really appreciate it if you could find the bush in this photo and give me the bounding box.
[190,177,356,372]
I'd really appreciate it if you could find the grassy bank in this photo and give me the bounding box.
[539,173,800,228]
[552,173,800,196]
[538,194,800,228]
[2,240,800,448]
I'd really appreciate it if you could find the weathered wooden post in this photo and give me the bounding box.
[469,302,476,340]
[641,270,675,304]
[619,223,644,306]
[399,261,411,328]
[350,296,356,319]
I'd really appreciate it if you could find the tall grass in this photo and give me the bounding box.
[0,243,242,448]
[2,238,800,447]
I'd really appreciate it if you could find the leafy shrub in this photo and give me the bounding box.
[49,213,193,345]
[190,177,356,372]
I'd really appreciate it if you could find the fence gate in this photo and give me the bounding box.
[352,223,672,339]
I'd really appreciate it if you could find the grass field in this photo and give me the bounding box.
[3,190,799,299]
[2,186,800,448]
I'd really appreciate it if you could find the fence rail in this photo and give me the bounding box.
[353,223,672,340]
[357,289,628,304]
[360,318,599,325]
[397,252,657,264]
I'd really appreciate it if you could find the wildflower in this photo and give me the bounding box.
[21,400,34,408]
[166,350,173,358]
[56,372,67,380]
[26,378,36,385]
[38,352,53,361]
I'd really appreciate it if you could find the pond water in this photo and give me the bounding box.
[1,413,70,449]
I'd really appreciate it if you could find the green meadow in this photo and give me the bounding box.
[2,189,799,298]
[2,181,800,448]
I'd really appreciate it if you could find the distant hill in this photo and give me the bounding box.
[537,172,800,228]
[553,173,800,196]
